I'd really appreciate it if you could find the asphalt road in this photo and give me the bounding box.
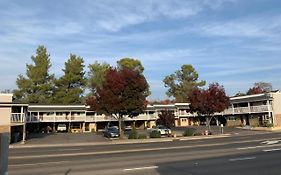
[9,132,281,175]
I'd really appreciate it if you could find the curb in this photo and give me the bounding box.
[9,134,230,149]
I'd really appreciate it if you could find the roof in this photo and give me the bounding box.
[230,93,272,103]
[28,105,87,112]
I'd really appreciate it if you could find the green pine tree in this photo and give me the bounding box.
[53,54,86,104]
[14,45,55,104]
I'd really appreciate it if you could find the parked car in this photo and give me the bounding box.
[152,125,172,135]
[57,124,67,132]
[103,127,119,138]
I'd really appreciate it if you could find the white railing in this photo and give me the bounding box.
[24,113,159,123]
[174,111,194,117]
[234,107,250,114]
[220,105,272,115]
[11,113,24,123]
[250,105,271,113]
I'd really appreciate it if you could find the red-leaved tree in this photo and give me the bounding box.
[86,67,149,137]
[188,83,230,130]
[246,86,264,95]
[157,110,175,128]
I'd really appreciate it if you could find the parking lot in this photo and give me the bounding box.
[11,126,270,146]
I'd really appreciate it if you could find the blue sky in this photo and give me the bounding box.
[1,0,281,100]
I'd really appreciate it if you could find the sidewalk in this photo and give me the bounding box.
[238,126,281,131]
[9,134,230,149]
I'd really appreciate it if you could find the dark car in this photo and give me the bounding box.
[103,127,119,138]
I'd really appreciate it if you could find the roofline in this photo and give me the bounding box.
[230,93,268,100]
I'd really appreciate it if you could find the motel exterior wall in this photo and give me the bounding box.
[272,93,281,127]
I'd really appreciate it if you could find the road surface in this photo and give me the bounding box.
[9,132,281,175]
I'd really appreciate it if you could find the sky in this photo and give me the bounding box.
[1,0,281,100]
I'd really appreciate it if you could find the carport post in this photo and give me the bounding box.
[220,124,224,134]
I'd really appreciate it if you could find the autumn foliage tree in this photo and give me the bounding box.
[188,83,230,129]
[157,110,175,128]
[247,82,272,95]
[86,67,149,137]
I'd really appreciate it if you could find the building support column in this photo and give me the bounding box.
[20,106,26,144]
[82,122,85,132]
[144,121,147,129]
[216,117,219,126]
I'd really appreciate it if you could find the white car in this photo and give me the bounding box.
[153,125,172,135]
[57,124,67,132]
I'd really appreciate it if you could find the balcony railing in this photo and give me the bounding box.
[16,113,159,123]
[220,105,272,115]
[11,113,24,123]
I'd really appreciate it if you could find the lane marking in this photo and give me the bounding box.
[237,143,281,150]
[261,140,280,145]
[59,148,81,151]
[229,157,256,162]
[123,166,158,171]
[263,148,281,152]
[9,160,70,167]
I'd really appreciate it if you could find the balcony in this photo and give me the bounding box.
[11,113,25,123]
[21,113,159,123]
[220,105,272,115]
[86,113,159,122]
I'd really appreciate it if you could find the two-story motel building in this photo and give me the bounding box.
[3,90,281,143]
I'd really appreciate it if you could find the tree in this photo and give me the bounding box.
[254,82,273,92]
[148,99,175,105]
[163,64,206,102]
[53,54,86,104]
[117,58,144,73]
[117,58,151,96]
[246,82,272,95]
[188,83,230,130]
[246,86,264,95]
[157,110,175,128]
[87,61,110,94]
[14,45,55,104]
[86,67,149,138]
[234,91,246,97]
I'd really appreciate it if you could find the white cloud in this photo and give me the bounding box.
[205,64,281,77]
[89,0,235,32]
[197,15,281,39]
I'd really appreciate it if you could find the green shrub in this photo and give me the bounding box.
[266,123,274,128]
[150,130,161,138]
[128,129,138,139]
[183,128,194,137]
[138,134,147,139]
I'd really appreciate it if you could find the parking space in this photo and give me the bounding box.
[19,132,109,145]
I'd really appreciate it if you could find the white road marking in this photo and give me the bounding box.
[237,143,281,150]
[229,157,256,162]
[9,160,70,167]
[263,148,281,152]
[261,140,280,145]
[59,148,81,151]
[123,166,158,171]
